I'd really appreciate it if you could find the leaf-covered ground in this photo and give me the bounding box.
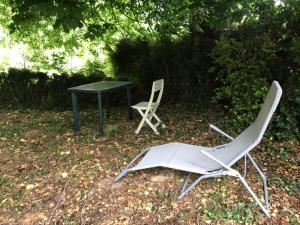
[0,106,299,224]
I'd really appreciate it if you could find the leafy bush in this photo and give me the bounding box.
[210,25,300,139]
[275,38,300,140]
[210,32,275,130]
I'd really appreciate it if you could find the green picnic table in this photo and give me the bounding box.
[67,81,133,135]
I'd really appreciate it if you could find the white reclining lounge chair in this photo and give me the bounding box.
[132,79,166,134]
[115,81,282,217]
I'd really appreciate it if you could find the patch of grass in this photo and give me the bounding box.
[208,189,223,200]
[0,125,25,137]
[158,126,166,135]
[189,130,197,136]
[59,154,67,161]
[82,153,94,161]
[0,175,24,207]
[203,202,257,223]
[108,144,130,159]
[0,179,10,205]
[46,138,61,150]
[75,133,97,144]
[11,188,25,201]
[175,130,185,138]
[177,212,185,222]
[32,168,49,178]
[62,215,77,224]
[145,202,154,212]
[156,190,168,198]
[289,212,299,225]
[45,123,69,134]
[272,177,300,196]
[267,145,293,161]
[0,175,12,186]
[106,124,121,135]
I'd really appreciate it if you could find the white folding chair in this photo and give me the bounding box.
[132,79,165,134]
[115,81,283,217]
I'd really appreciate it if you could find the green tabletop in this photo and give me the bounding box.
[67,81,133,93]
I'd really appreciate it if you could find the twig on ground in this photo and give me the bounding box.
[80,191,89,225]
[44,179,70,225]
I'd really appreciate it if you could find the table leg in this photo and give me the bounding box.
[71,93,80,132]
[97,93,104,135]
[126,86,133,120]
[105,93,110,119]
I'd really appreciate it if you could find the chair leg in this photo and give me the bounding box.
[178,168,270,217]
[180,173,192,195]
[135,122,144,134]
[247,154,270,210]
[135,109,148,134]
[134,108,164,134]
[136,109,160,134]
[178,172,222,199]
[114,148,150,182]
[151,111,166,128]
[237,173,270,217]
[144,117,159,134]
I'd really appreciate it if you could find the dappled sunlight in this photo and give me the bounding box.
[0,39,108,74]
[0,26,107,74]
[7,44,28,69]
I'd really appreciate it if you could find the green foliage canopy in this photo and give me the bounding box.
[8,0,277,38]
[3,0,285,74]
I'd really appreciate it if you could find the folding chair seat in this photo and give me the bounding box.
[115,81,283,218]
[131,102,159,110]
[132,79,166,134]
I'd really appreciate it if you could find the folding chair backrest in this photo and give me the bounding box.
[211,81,282,166]
[149,79,164,106]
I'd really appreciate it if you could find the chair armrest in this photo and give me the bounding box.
[200,149,238,175]
[209,124,234,141]
[214,143,229,149]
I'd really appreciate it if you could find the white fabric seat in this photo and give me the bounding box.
[116,81,282,218]
[129,143,220,174]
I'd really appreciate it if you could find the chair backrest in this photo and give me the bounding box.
[148,79,164,107]
[211,81,282,166]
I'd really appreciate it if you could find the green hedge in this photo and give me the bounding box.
[0,68,106,109]
[111,29,219,104]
